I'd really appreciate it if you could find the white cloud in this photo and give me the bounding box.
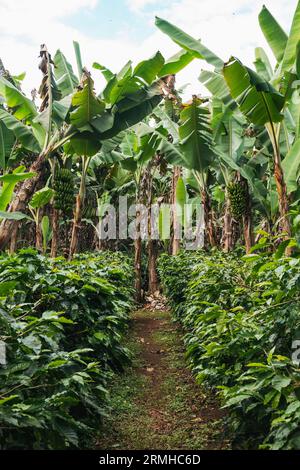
[126,0,161,13]
[0,0,299,101]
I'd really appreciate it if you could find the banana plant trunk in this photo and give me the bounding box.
[274,161,291,237]
[69,184,85,260]
[0,153,46,251]
[146,159,159,294]
[9,223,19,254]
[171,166,181,255]
[35,215,43,252]
[242,179,253,254]
[148,240,159,294]
[134,201,142,303]
[201,189,216,248]
[243,213,254,254]
[69,157,89,260]
[223,197,233,252]
[267,124,291,239]
[50,208,59,258]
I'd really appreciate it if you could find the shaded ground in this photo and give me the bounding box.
[96,308,230,450]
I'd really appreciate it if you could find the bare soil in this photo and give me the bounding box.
[96,308,231,450]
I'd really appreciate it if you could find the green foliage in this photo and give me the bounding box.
[223,57,285,126]
[29,187,54,210]
[70,75,105,132]
[155,17,223,70]
[0,76,37,122]
[0,109,40,158]
[158,247,300,449]
[0,166,36,211]
[0,249,134,449]
[179,98,214,173]
[53,50,79,98]
[258,5,288,63]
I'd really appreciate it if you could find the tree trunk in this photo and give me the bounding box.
[9,223,19,254]
[0,153,46,251]
[134,227,142,304]
[69,192,83,260]
[274,161,291,237]
[148,239,159,294]
[202,189,216,248]
[172,166,181,255]
[242,179,253,254]
[223,197,233,253]
[50,208,59,258]
[243,213,254,254]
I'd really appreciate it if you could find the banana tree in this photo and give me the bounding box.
[222,57,291,236]
[0,45,173,254]
[28,186,54,252]
[98,127,162,301]
[153,97,216,248]
[223,2,300,242]
[155,7,300,249]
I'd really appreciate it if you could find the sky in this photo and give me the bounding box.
[0,0,298,99]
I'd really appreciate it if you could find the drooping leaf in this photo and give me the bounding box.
[133,51,165,84]
[282,137,300,192]
[254,47,273,81]
[158,48,194,76]
[70,74,105,130]
[33,95,72,131]
[159,138,185,167]
[213,111,245,165]
[92,62,114,82]
[117,60,133,81]
[66,132,101,157]
[223,57,285,126]
[0,76,37,121]
[0,120,15,170]
[178,98,214,173]
[258,5,288,63]
[153,107,179,142]
[29,187,54,209]
[99,81,163,140]
[199,70,231,102]
[296,41,300,78]
[0,108,40,153]
[0,210,30,220]
[91,111,115,134]
[155,16,223,70]
[281,0,300,71]
[54,49,79,97]
[0,166,36,211]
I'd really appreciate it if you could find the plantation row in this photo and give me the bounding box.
[158,240,300,450]
[0,250,134,449]
[2,0,300,452]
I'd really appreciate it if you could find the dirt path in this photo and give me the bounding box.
[96,309,230,450]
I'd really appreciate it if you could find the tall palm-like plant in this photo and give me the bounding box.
[0,47,174,254]
[156,3,300,245]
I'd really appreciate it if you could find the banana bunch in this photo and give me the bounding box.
[227,182,248,220]
[82,188,97,219]
[53,168,75,215]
